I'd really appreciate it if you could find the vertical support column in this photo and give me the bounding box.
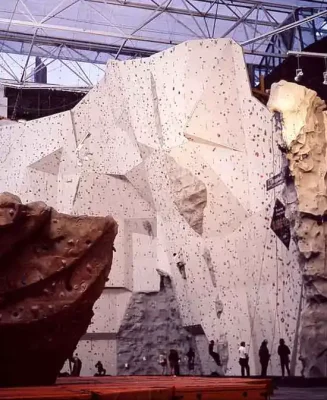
[0,85,8,119]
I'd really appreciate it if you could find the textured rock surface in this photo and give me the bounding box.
[268,81,327,377]
[117,276,203,375]
[0,193,117,386]
[166,156,207,235]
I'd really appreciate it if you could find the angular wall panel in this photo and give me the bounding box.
[29,148,63,175]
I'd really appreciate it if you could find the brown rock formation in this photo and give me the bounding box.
[0,193,118,386]
[268,81,327,377]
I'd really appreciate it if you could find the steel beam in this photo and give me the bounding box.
[0,17,179,45]
[114,0,174,59]
[2,10,313,52]
[0,0,323,86]
[41,0,80,24]
[288,50,327,58]
[194,0,320,12]
[221,5,257,38]
[0,28,289,62]
[0,30,155,60]
[85,0,281,27]
[241,8,327,46]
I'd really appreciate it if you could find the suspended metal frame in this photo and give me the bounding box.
[0,0,326,87]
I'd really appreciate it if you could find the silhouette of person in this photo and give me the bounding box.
[95,361,106,376]
[299,355,305,378]
[278,339,291,377]
[186,347,195,374]
[208,340,221,366]
[259,340,270,377]
[158,353,167,375]
[69,354,82,377]
[168,349,180,376]
[239,342,250,377]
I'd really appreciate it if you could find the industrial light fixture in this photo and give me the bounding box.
[323,72,327,86]
[323,59,327,85]
[295,69,304,82]
[294,56,303,82]
[288,51,327,85]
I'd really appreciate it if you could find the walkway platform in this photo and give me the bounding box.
[0,376,273,400]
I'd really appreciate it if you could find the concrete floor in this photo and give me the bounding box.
[272,387,327,400]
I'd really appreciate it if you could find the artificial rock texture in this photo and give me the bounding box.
[117,276,203,375]
[0,193,117,386]
[0,40,302,376]
[166,156,207,235]
[268,81,327,377]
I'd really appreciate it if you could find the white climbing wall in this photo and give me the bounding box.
[0,39,302,376]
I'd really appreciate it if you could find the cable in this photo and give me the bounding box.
[248,219,270,351]
[269,114,279,372]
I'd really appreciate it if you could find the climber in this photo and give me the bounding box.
[259,340,270,377]
[239,342,250,377]
[95,361,106,376]
[168,349,180,376]
[278,339,291,377]
[186,347,195,374]
[69,354,82,377]
[208,340,221,366]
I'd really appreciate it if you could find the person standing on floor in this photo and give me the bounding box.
[239,341,250,377]
[168,349,180,376]
[259,340,270,377]
[158,353,167,375]
[186,347,195,375]
[299,355,306,378]
[95,361,106,376]
[69,354,82,377]
[278,339,291,377]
